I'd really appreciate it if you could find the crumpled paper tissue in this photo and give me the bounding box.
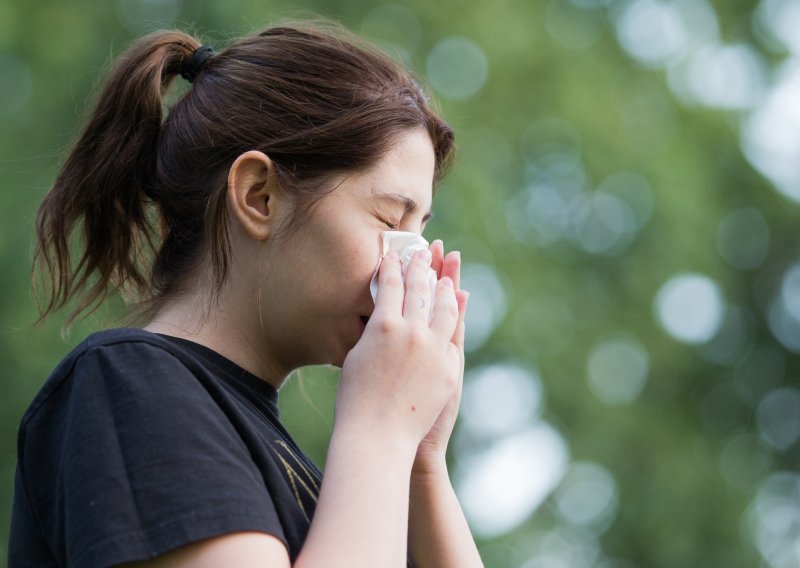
[369,231,439,322]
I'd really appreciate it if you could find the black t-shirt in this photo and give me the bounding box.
[8,327,323,567]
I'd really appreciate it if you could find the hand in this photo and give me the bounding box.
[412,239,470,477]
[338,248,462,451]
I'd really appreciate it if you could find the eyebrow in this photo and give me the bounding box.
[372,192,434,223]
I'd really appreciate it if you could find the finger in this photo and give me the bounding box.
[430,239,444,279]
[451,290,469,349]
[402,248,433,324]
[441,251,461,291]
[454,347,465,395]
[372,251,404,319]
[430,277,459,338]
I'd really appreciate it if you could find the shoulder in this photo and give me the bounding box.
[71,326,187,369]
[14,330,293,568]
[20,327,204,429]
[42,326,184,380]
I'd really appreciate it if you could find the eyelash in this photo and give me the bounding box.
[378,216,399,230]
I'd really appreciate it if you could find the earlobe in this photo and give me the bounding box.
[227,150,282,241]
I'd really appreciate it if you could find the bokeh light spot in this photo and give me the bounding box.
[461,263,508,352]
[613,0,719,68]
[654,273,725,343]
[614,0,689,67]
[741,60,800,203]
[667,43,765,109]
[568,192,638,256]
[456,424,569,538]
[553,462,619,532]
[755,0,800,54]
[426,36,488,100]
[767,297,800,353]
[461,362,543,437]
[587,335,650,405]
[745,471,800,567]
[715,208,770,270]
[756,387,800,451]
[780,263,800,323]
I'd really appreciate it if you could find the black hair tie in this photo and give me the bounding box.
[181,45,215,83]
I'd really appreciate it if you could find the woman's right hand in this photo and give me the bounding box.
[337,248,462,450]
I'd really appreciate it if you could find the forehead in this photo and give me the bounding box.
[353,129,436,210]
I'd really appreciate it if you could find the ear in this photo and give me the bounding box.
[227,150,289,241]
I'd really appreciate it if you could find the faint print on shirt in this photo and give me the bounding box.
[270,439,321,521]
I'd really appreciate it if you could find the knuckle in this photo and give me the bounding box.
[441,371,458,391]
[447,302,459,318]
[407,327,427,347]
[382,274,403,289]
[375,316,399,334]
[436,290,458,316]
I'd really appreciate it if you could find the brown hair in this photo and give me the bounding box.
[32,19,455,334]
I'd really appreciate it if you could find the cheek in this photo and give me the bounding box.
[339,234,383,281]
[346,242,381,278]
[309,218,383,289]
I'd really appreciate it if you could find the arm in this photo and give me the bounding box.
[406,242,483,567]
[295,247,464,568]
[408,465,484,568]
[295,426,417,568]
[120,427,417,568]
[123,249,460,568]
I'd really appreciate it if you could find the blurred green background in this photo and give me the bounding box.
[2,0,800,566]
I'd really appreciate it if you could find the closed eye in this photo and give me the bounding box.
[378,215,399,230]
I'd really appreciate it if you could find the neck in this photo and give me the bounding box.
[142,292,290,390]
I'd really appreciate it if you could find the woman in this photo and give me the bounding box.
[9,18,482,568]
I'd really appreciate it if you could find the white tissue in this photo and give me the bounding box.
[369,231,439,322]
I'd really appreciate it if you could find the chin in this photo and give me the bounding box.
[314,318,364,369]
[316,338,350,370]
[321,350,345,370]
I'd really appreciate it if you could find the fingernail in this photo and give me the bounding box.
[419,248,432,262]
[386,251,399,261]
[454,250,461,263]
[433,239,443,249]
[442,277,453,288]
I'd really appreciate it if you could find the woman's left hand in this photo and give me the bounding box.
[412,239,470,477]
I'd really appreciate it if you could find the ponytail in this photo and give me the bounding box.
[32,31,201,332]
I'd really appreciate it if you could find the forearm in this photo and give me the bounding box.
[407,464,484,568]
[295,426,416,568]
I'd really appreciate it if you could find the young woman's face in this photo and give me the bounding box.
[260,128,436,369]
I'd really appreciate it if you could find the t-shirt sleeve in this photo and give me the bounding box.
[20,341,286,568]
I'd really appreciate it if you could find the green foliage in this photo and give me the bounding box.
[2,1,797,566]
